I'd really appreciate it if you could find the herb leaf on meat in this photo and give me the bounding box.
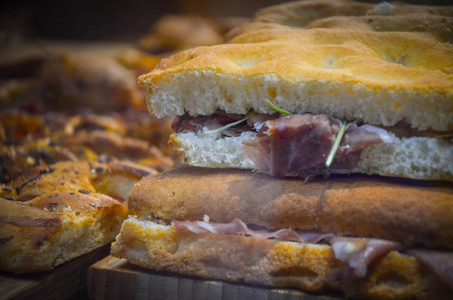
[205,113,256,135]
[325,121,347,168]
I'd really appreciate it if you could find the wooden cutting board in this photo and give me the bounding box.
[88,255,345,300]
[0,245,110,300]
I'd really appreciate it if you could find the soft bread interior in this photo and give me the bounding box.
[141,70,453,132]
[112,217,452,300]
[170,132,453,181]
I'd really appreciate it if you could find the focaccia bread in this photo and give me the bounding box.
[0,192,126,273]
[0,110,173,183]
[5,160,156,202]
[112,167,453,299]
[0,39,175,274]
[0,41,161,112]
[138,0,453,181]
[112,218,452,300]
[127,167,453,249]
[140,0,453,129]
[0,159,157,273]
[137,14,249,54]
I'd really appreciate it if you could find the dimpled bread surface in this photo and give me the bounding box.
[139,0,453,131]
[0,160,157,273]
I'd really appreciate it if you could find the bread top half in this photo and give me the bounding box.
[138,0,453,131]
[128,167,453,249]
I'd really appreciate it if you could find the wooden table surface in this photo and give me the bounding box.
[88,255,345,300]
[0,245,110,300]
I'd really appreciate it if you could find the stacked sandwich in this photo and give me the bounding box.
[112,1,453,299]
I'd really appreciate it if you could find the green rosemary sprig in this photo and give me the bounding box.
[205,113,256,135]
[266,100,292,115]
[325,121,347,168]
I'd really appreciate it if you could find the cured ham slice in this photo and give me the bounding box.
[242,114,394,178]
[175,218,303,242]
[407,249,453,291]
[328,237,404,281]
[174,218,453,291]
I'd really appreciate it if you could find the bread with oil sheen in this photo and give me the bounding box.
[114,166,453,299]
[128,167,453,249]
[0,159,155,273]
[112,217,452,300]
[138,0,453,181]
[0,193,127,273]
[139,0,453,132]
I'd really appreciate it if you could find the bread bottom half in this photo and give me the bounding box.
[111,217,451,300]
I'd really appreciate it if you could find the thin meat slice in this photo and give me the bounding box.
[242,114,393,179]
[173,218,452,289]
[329,237,404,281]
[174,218,303,242]
[407,249,453,291]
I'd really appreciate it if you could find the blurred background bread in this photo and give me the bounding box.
[1,0,451,45]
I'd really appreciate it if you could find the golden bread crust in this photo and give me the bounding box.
[6,160,157,203]
[128,167,453,248]
[139,0,453,131]
[0,159,159,273]
[0,193,127,273]
[0,40,175,274]
[143,29,453,90]
[0,110,174,183]
[112,218,452,300]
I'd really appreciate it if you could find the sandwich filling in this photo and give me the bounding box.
[174,218,453,290]
[172,112,452,179]
[172,112,397,179]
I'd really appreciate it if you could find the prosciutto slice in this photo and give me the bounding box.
[174,218,303,242]
[328,237,404,281]
[174,220,403,280]
[173,219,453,291]
[175,219,339,245]
[241,114,394,179]
[172,114,253,137]
[407,249,453,291]
[172,112,397,179]
[173,112,394,179]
